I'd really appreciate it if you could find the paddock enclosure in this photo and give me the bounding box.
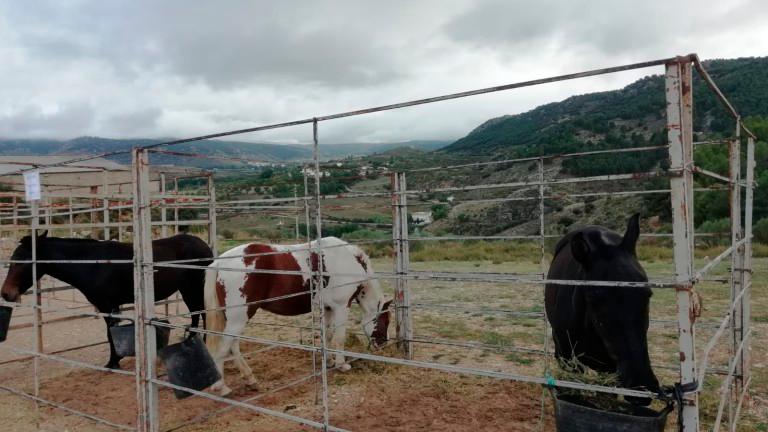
[0,54,759,431]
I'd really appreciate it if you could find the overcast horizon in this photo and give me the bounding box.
[1,0,767,145]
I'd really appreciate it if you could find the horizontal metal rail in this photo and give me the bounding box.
[150,319,660,400]
[691,54,756,139]
[0,385,135,431]
[692,237,748,282]
[150,378,350,432]
[408,145,668,173]
[150,261,680,288]
[0,344,135,377]
[162,370,319,432]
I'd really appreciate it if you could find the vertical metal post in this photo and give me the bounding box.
[159,174,170,317]
[12,196,18,228]
[132,148,159,432]
[741,135,754,395]
[44,198,52,233]
[173,178,180,235]
[311,119,331,431]
[117,200,124,242]
[207,173,217,257]
[666,57,699,431]
[728,127,743,426]
[537,157,550,431]
[294,187,300,240]
[68,194,74,237]
[160,174,168,239]
[103,170,111,240]
[302,166,320,404]
[391,172,412,359]
[30,201,42,401]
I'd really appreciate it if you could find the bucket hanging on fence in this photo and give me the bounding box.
[109,319,171,358]
[159,333,220,399]
[0,306,12,342]
[553,392,673,432]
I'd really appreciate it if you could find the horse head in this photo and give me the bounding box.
[370,299,393,348]
[1,231,48,302]
[569,214,659,402]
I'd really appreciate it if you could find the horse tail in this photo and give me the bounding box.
[204,263,225,355]
[353,246,382,297]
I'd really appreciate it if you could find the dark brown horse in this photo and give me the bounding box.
[1,232,213,369]
[545,214,659,405]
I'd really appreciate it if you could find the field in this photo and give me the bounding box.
[0,240,765,431]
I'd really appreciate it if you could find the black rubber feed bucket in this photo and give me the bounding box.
[159,334,220,400]
[109,320,171,358]
[554,394,673,432]
[0,306,12,342]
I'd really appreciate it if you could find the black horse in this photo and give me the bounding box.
[545,214,659,404]
[1,232,213,369]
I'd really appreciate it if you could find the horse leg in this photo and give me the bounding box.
[209,310,248,397]
[209,334,235,397]
[329,307,351,372]
[178,287,203,330]
[231,341,258,389]
[103,310,123,369]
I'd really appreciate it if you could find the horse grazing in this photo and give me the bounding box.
[1,232,213,369]
[545,214,659,405]
[205,236,391,396]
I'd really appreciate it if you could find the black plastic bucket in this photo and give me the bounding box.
[109,320,171,358]
[0,306,12,342]
[554,394,673,432]
[159,334,221,399]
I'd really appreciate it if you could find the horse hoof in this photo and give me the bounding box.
[245,380,259,391]
[105,362,121,370]
[336,363,352,372]
[219,386,233,397]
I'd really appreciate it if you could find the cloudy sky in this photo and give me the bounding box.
[1,0,767,145]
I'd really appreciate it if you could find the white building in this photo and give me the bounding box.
[411,211,433,226]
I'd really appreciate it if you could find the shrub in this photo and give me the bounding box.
[221,229,236,240]
[431,204,449,221]
[754,218,768,244]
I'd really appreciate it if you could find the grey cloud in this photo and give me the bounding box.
[5,1,415,89]
[443,0,768,57]
[0,104,96,138]
[104,108,162,137]
[0,0,765,142]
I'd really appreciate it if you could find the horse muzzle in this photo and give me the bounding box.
[1,291,20,303]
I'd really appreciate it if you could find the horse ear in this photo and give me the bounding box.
[621,213,640,254]
[38,230,48,239]
[570,232,590,264]
[382,299,393,311]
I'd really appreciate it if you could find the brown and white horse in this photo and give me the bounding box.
[204,236,391,396]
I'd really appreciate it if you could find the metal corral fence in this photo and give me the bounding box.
[0,53,757,432]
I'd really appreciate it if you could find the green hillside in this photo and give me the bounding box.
[434,57,767,234]
[443,57,768,158]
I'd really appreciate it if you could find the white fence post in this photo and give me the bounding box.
[132,148,159,432]
[666,56,699,431]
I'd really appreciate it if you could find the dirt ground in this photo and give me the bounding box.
[0,254,764,431]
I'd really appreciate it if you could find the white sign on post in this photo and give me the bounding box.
[23,169,41,201]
